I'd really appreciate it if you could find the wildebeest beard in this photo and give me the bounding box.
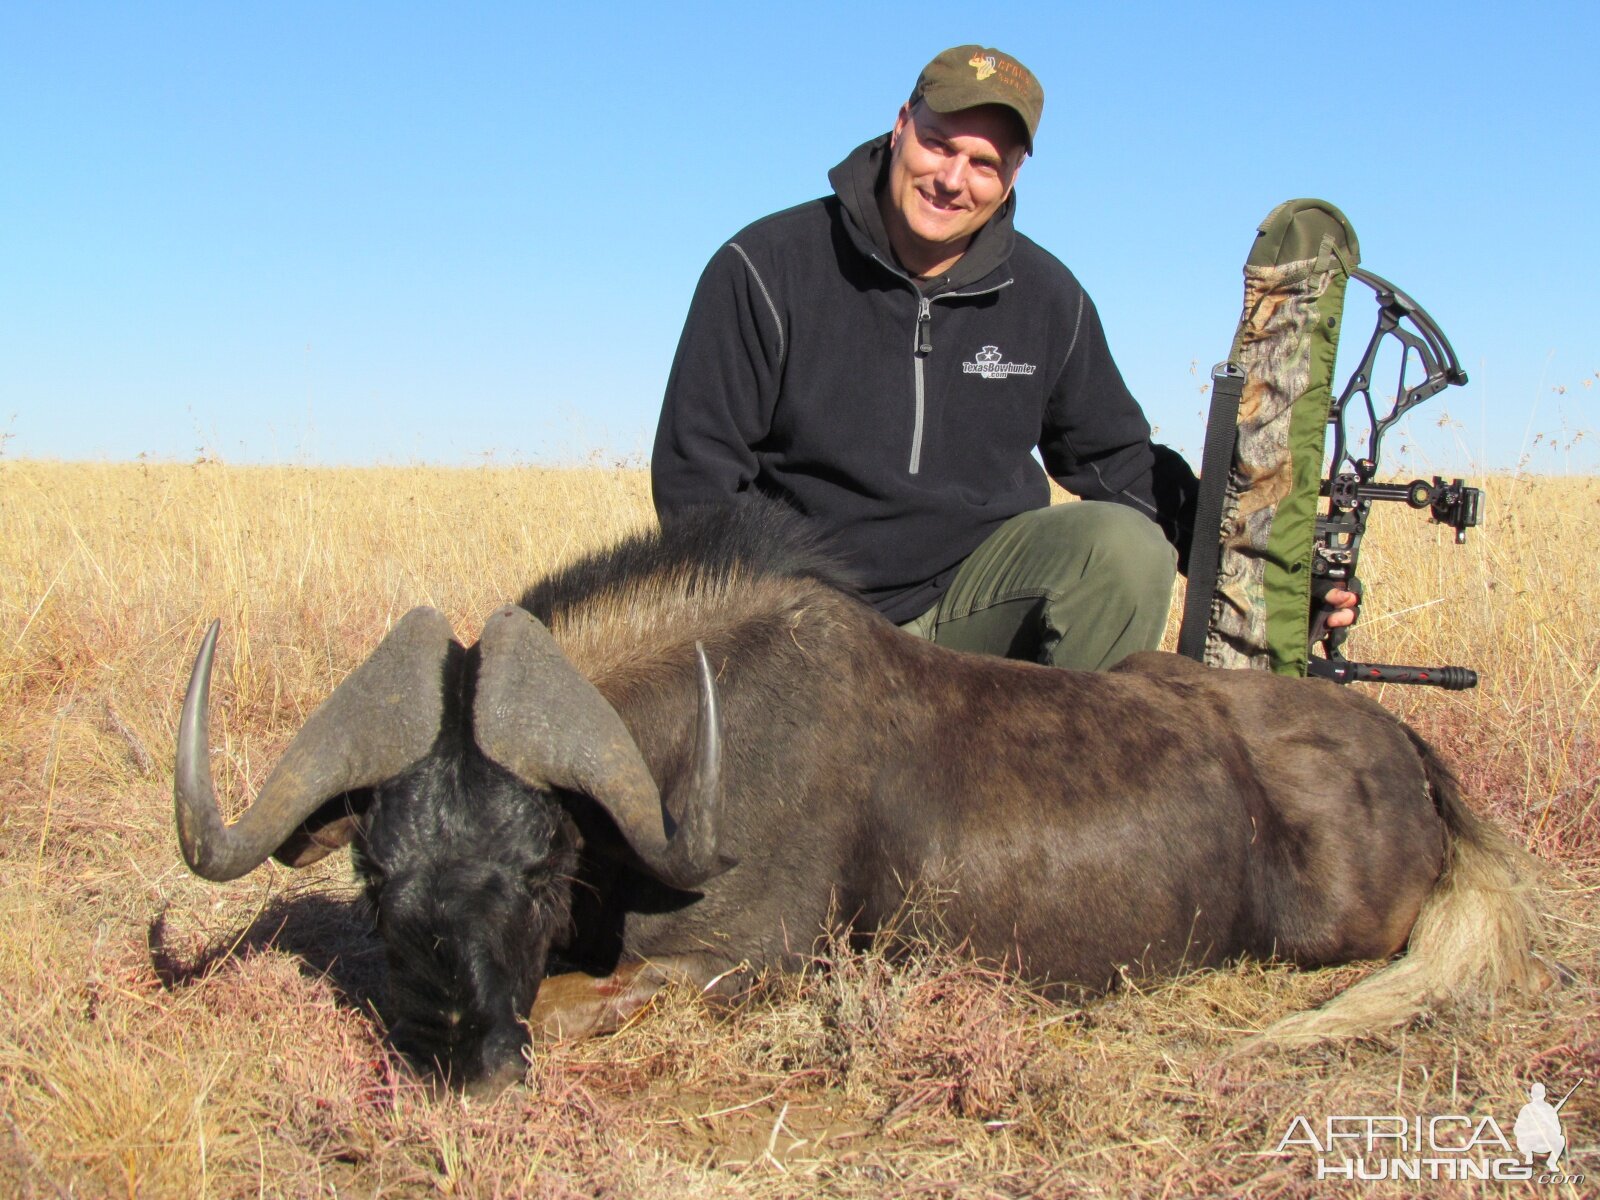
[352,734,579,1092]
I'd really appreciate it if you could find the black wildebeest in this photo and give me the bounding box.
[173,502,1547,1094]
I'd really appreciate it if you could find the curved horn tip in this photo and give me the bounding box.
[183,618,222,689]
[175,617,241,880]
[180,617,223,740]
[694,634,719,693]
[693,642,721,758]
[175,608,453,884]
[656,638,729,888]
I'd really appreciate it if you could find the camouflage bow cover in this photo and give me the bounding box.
[1188,199,1479,689]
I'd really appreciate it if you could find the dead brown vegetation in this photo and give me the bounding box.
[1,461,1594,1197]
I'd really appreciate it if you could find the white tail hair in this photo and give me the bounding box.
[1251,731,1553,1047]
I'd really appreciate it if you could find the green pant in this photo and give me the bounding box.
[899,502,1176,671]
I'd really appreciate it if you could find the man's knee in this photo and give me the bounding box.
[924,501,1177,670]
[1101,505,1177,605]
[1028,501,1176,599]
[1026,502,1176,668]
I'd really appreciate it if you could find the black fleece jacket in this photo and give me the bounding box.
[652,134,1184,624]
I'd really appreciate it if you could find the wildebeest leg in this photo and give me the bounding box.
[529,954,748,1040]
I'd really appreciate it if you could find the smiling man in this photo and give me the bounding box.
[879,100,1026,279]
[653,47,1213,671]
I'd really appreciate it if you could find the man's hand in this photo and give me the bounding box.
[1322,586,1359,630]
[1310,576,1362,653]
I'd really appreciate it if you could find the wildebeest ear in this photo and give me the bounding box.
[271,789,375,867]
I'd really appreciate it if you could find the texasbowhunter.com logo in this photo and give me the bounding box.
[963,345,1036,381]
[1272,1079,1585,1184]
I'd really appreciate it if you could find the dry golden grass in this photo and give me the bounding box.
[1,460,1595,1198]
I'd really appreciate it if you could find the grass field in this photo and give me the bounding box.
[1,461,1595,1197]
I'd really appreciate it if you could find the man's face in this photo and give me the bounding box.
[881,101,1026,274]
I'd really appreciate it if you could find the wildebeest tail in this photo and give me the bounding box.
[1256,729,1552,1046]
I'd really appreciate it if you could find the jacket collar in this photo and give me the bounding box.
[827,134,1017,295]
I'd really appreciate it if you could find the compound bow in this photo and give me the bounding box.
[1307,266,1481,689]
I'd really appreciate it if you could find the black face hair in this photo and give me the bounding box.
[353,744,578,1088]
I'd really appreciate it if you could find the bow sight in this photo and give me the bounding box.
[1309,267,1480,688]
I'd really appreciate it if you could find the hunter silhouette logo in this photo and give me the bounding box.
[1515,1081,1578,1170]
[964,345,1036,381]
[968,53,997,81]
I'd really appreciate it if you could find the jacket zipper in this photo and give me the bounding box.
[909,281,1014,474]
[911,296,932,474]
[871,253,1014,477]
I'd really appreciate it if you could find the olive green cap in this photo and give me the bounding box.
[910,45,1043,154]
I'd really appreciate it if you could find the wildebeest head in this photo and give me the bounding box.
[173,605,725,1094]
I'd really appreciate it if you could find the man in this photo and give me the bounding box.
[652,45,1353,670]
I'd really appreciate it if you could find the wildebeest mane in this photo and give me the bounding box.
[519,499,856,620]
[517,500,862,682]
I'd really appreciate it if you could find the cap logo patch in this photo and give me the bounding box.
[968,53,998,81]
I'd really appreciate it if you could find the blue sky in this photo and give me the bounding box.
[3,2,1595,472]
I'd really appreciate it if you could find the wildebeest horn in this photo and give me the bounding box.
[472,604,729,890]
[175,607,454,881]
